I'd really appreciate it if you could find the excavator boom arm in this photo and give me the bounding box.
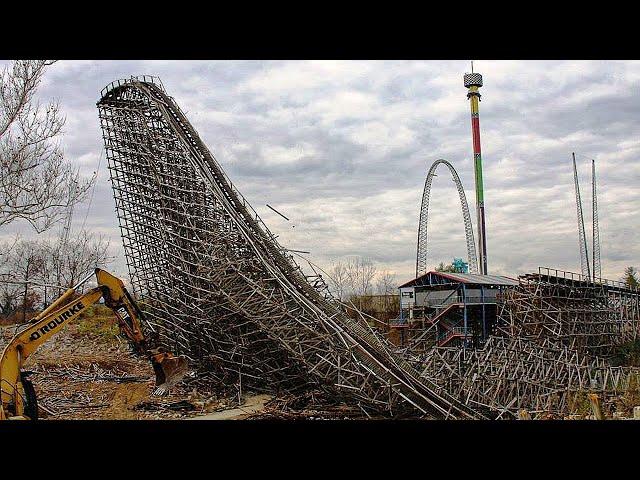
[0,268,187,419]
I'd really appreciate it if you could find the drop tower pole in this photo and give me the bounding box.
[464,64,488,275]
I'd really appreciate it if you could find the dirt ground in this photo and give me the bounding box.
[0,308,265,420]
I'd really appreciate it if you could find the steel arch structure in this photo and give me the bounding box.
[416,159,478,277]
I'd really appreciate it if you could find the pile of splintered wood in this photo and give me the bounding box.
[28,363,148,417]
[247,390,373,420]
[31,363,147,384]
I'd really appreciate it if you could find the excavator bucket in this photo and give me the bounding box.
[149,350,189,396]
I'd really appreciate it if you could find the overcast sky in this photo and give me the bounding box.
[2,60,639,284]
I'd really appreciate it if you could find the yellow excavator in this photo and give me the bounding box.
[0,268,188,420]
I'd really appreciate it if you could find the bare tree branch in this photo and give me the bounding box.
[0,232,113,319]
[0,60,95,232]
[376,270,396,296]
[328,260,350,302]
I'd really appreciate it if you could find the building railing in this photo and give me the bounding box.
[409,295,497,309]
[537,266,639,293]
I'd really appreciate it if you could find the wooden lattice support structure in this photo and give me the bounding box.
[96,76,489,419]
[418,336,640,418]
[414,268,640,417]
[496,267,640,356]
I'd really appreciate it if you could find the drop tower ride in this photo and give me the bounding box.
[464,64,488,275]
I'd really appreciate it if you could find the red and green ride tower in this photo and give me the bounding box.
[464,69,488,275]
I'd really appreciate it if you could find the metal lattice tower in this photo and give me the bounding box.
[592,159,602,280]
[573,153,591,280]
[96,76,488,419]
[416,159,478,277]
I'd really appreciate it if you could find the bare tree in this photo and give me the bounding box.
[328,260,351,302]
[348,256,378,297]
[40,230,113,301]
[344,256,377,310]
[0,60,94,232]
[0,279,22,318]
[0,238,46,321]
[376,270,397,296]
[0,239,24,318]
[0,231,112,319]
[376,269,398,315]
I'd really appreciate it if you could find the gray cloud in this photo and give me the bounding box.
[2,60,638,284]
